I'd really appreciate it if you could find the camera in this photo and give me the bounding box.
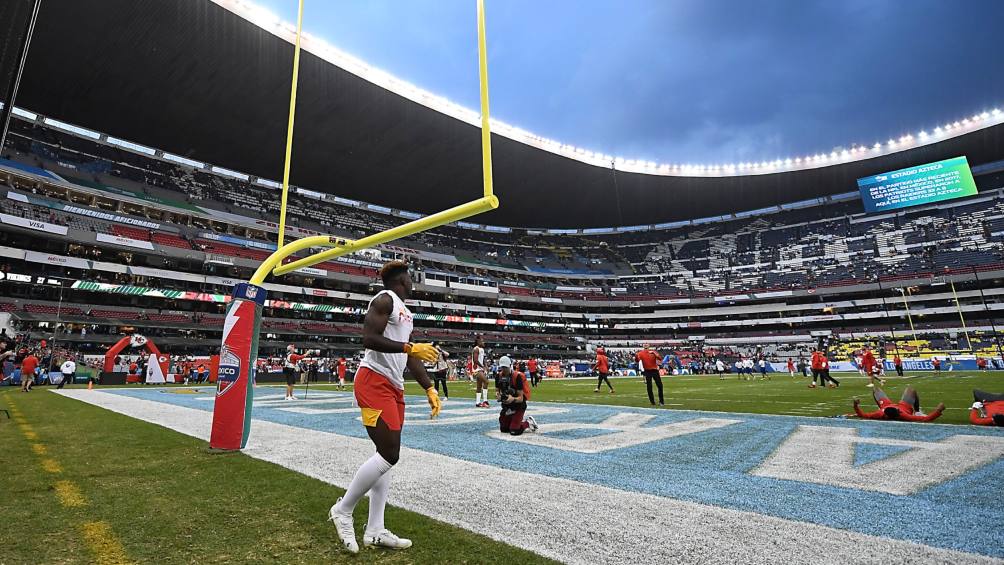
[496,372,515,404]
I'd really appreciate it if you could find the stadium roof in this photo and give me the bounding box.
[12,0,1004,229]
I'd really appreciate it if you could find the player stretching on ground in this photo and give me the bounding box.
[328,261,441,553]
[853,386,944,422]
[593,347,614,393]
[472,336,490,407]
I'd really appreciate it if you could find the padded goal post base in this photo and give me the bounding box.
[209,283,266,451]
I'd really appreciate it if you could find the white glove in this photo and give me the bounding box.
[971,401,984,411]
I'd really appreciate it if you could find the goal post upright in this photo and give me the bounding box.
[210,0,498,451]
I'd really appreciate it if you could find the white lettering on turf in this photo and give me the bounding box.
[492,412,741,453]
[753,425,1004,495]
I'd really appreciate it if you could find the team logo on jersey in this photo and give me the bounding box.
[216,345,241,397]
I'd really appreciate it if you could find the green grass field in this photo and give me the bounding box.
[0,386,557,564]
[1,371,998,563]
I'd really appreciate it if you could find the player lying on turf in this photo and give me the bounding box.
[328,261,441,553]
[970,389,1004,426]
[853,386,944,422]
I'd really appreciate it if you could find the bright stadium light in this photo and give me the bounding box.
[212,0,1004,180]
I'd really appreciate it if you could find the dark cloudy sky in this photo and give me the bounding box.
[252,0,1004,165]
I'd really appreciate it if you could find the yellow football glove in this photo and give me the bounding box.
[425,386,442,419]
[404,342,438,363]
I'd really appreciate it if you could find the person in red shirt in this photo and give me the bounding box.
[893,354,903,377]
[932,357,942,375]
[809,350,824,388]
[861,347,885,388]
[976,357,988,372]
[786,358,795,378]
[970,389,1004,426]
[636,345,663,406]
[20,351,39,392]
[527,357,539,388]
[337,357,348,390]
[593,347,614,394]
[853,386,944,422]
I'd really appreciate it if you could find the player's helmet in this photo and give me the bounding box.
[883,406,901,419]
[993,414,1004,427]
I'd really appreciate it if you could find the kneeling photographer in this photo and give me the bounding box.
[496,356,539,435]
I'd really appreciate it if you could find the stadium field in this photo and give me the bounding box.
[398,371,1003,425]
[3,373,1002,564]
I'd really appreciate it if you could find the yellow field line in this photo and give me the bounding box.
[9,399,133,563]
[41,458,63,474]
[81,521,134,565]
[55,480,88,508]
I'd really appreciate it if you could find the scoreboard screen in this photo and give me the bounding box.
[857,156,977,213]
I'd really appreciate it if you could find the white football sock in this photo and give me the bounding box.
[475,391,481,403]
[336,453,393,514]
[365,471,390,534]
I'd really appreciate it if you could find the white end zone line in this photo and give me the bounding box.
[52,390,1001,565]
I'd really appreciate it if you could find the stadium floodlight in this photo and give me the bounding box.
[246,4,281,29]
[216,2,1001,179]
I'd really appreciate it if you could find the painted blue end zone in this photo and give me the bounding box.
[103,387,1004,558]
